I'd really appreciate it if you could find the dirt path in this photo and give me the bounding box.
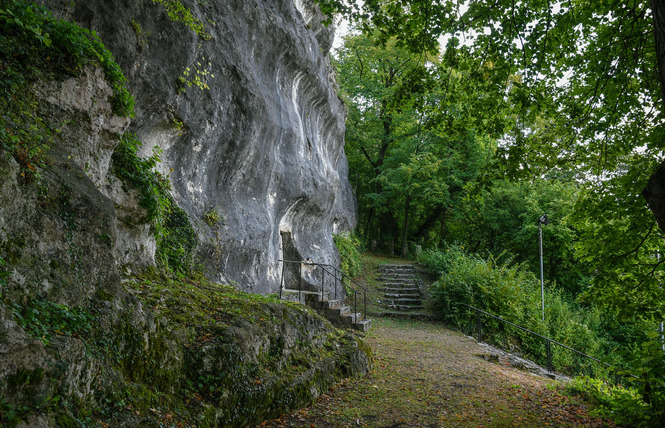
[259,318,614,427]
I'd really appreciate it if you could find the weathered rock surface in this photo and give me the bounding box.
[0,63,369,425]
[37,0,356,294]
[0,0,368,426]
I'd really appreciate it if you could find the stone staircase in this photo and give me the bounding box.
[377,264,427,316]
[305,292,372,332]
[281,289,372,332]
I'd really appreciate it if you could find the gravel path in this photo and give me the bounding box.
[259,318,614,427]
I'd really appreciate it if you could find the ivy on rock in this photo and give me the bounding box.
[111,133,197,275]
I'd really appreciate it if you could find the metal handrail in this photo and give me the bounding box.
[461,304,617,380]
[279,260,367,320]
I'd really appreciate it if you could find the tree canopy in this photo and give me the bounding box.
[325,0,665,319]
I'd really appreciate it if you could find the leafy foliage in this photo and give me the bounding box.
[421,246,608,377]
[151,0,210,40]
[448,179,590,296]
[325,0,665,318]
[572,162,665,319]
[564,376,652,427]
[333,233,362,277]
[111,133,197,274]
[6,299,92,346]
[616,332,665,424]
[334,31,492,254]
[0,0,134,181]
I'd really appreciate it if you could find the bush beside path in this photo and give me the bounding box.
[259,318,614,427]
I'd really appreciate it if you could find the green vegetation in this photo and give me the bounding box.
[0,0,134,180]
[334,32,490,257]
[124,268,299,335]
[333,233,362,277]
[111,133,197,274]
[6,299,92,346]
[151,0,210,40]
[419,246,607,377]
[327,2,665,423]
[202,207,221,226]
[177,51,215,92]
[0,255,9,291]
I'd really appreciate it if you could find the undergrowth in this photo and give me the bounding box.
[419,245,610,378]
[0,0,134,180]
[333,233,362,277]
[124,267,302,338]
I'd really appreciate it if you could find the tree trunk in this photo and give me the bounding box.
[643,162,665,233]
[439,206,448,246]
[646,1,665,232]
[401,194,412,257]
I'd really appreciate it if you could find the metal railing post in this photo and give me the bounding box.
[321,268,325,301]
[354,290,357,320]
[279,259,284,300]
[546,340,553,373]
[477,310,482,343]
[299,262,302,301]
[334,268,338,299]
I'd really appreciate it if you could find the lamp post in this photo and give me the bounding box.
[538,214,549,321]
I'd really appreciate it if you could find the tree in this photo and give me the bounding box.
[322,0,665,318]
[334,31,432,251]
[448,179,590,297]
[334,31,493,255]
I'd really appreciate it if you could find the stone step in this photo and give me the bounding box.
[383,304,424,311]
[302,292,372,331]
[382,297,423,304]
[379,272,417,278]
[304,291,330,301]
[378,265,416,271]
[380,278,419,284]
[383,288,423,298]
[381,279,419,285]
[311,298,344,310]
[353,319,372,332]
[384,292,422,299]
[340,312,363,325]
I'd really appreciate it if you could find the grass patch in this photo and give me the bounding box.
[124,268,306,339]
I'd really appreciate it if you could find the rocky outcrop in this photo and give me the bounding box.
[0,0,367,426]
[36,0,356,294]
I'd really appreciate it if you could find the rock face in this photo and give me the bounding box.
[37,0,356,294]
[0,0,368,426]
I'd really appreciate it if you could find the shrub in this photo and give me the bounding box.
[563,377,649,426]
[425,246,607,376]
[0,0,134,181]
[333,233,362,277]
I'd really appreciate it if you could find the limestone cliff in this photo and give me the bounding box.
[0,0,368,426]
[36,0,356,294]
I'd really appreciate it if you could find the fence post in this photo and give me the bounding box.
[299,262,302,301]
[477,310,482,343]
[321,268,325,301]
[546,340,553,373]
